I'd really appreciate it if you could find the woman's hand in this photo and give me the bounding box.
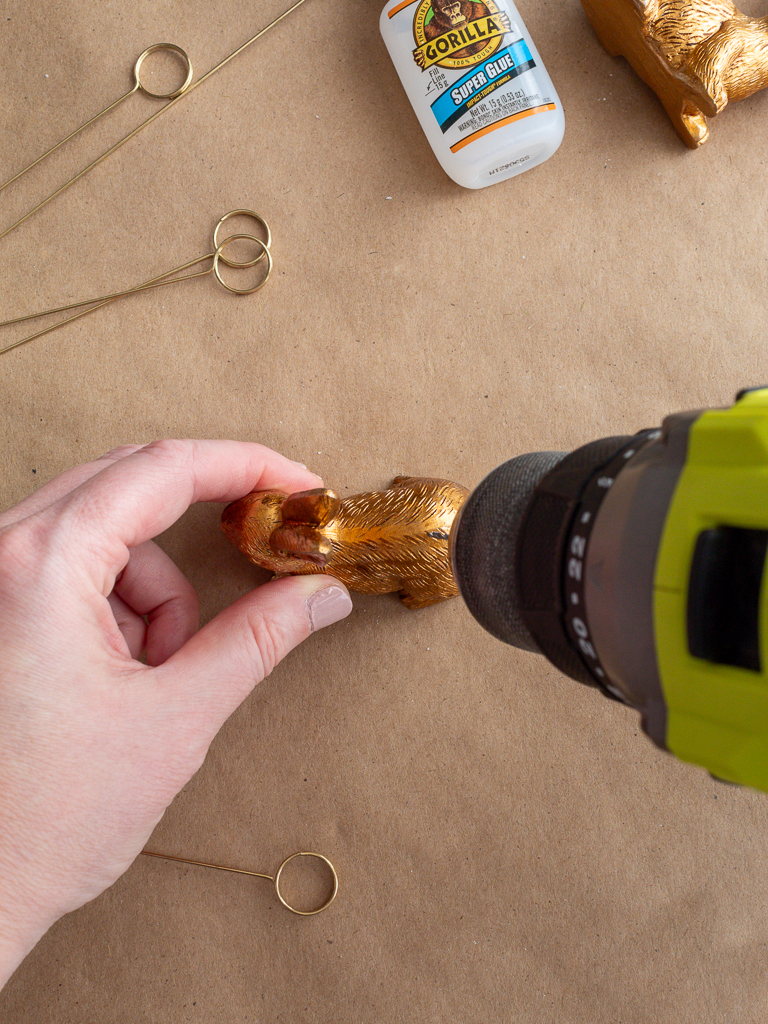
[0,440,352,986]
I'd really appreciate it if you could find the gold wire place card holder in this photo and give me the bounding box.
[141,850,339,917]
[0,211,273,357]
[0,0,311,240]
[0,0,319,357]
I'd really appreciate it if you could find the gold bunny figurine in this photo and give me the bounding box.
[580,0,768,146]
[221,476,469,608]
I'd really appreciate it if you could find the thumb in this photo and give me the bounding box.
[158,574,352,725]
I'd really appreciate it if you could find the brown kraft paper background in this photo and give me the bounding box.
[2,0,768,1020]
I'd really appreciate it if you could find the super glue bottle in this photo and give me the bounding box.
[379,0,564,189]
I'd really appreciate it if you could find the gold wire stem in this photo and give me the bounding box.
[141,850,273,881]
[0,0,310,242]
[188,0,309,91]
[0,253,211,330]
[0,85,139,195]
[0,105,177,243]
[0,255,212,357]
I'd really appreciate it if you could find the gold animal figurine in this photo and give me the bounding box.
[221,476,469,608]
[580,0,768,146]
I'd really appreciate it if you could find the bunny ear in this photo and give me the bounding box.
[280,488,340,526]
[269,525,333,566]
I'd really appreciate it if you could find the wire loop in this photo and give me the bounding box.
[273,852,340,917]
[213,210,272,267]
[213,234,273,294]
[133,43,194,100]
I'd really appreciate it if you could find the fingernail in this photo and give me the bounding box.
[307,586,353,632]
[290,459,308,470]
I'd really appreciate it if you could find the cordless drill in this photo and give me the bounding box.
[450,388,768,791]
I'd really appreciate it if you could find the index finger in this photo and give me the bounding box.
[48,439,323,578]
[0,445,145,529]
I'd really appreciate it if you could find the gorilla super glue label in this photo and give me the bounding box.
[380,0,564,188]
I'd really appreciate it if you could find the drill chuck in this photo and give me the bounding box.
[450,390,768,791]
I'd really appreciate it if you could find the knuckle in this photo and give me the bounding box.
[0,522,38,580]
[99,443,145,462]
[137,440,199,494]
[140,439,192,466]
[177,577,200,612]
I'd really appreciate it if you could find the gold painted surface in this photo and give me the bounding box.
[580,0,768,146]
[221,477,469,608]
